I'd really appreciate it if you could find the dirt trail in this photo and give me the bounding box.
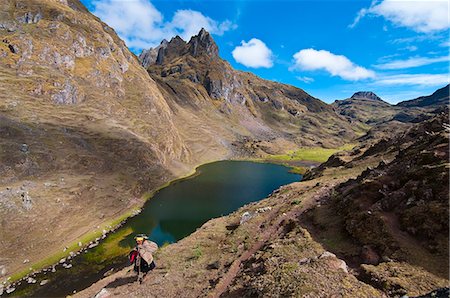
[380,212,421,249]
[380,212,447,278]
[209,184,335,297]
[209,239,266,298]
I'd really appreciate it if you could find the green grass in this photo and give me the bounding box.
[192,245,203,260]
[291,199,302,205]
[267,144,355,163]
[83,226,134,264]
[7,208,138,283]
[289,166,308,175]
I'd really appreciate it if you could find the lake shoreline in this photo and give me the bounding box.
[5,159,304,296]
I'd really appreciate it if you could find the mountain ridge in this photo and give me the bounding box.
[333,85,449,126]
[397,84,449,108]
[140,28,360,148]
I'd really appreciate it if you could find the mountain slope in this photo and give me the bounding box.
[303,109,449,295]
[0,0,205,281]
[397,85,449,108]
[141,29,361,148]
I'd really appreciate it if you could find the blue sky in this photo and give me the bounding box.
[80,0,449,103]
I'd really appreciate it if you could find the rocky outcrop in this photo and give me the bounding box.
[52,80,84,104]
[188,28,219,58]
[17,11,42,24]
[138,29,218,68]
[204,72,223,99]
[138,39,168,68]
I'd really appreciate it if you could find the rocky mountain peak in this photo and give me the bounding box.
[351,91,382,101]
[139,29,219,67]
[169,35,186,46]
[151,35,186,65]
[187,28,219,58]
[138,39,169,68]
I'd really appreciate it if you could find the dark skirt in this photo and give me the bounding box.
[134,259,156,273]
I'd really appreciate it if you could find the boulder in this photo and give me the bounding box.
[240,211,253,224]
[94,288,110,298]
[0,265,7,277]
[319,251,336,259]
[361,245,380,265]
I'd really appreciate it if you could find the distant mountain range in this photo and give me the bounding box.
[332,86,448,125]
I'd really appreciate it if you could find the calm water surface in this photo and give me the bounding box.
[12,161,301,297]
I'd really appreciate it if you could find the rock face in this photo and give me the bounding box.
[138,39,168,68]
[188,28,219,58]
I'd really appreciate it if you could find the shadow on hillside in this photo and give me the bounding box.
[105,276,138,288]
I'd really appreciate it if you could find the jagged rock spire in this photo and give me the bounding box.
[188,28,219,58]
[139,29,219,67]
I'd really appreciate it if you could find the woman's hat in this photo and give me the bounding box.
[134,234,148,241]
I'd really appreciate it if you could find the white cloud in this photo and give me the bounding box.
[349,7,368,29]
[296,76,314,84]
[92,0,165,49]
[374,73,449,86]
[232,38,273,68]
[291,48,375,81]
[404,45,418,52]
[91,0,236,50]
[351,0,449,33]
[375,55,449,69]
